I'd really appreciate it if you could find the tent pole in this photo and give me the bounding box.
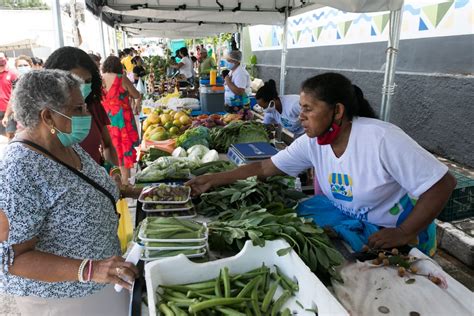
[114,25,119,55]
[98,7,107,59]
[217,33,222,73]
[51,0,64,48]
[279,4,289,96]
[380,8,403,122]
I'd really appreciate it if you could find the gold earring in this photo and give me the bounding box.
[50,127,56,134]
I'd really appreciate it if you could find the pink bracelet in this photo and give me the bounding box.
[87,260,93,282]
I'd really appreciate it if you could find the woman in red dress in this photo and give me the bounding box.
[101,56,141,185]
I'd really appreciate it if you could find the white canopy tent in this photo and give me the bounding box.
[86,0,404,121]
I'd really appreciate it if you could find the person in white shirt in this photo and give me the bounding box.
[172,47,194,82]
[256,79,304,137]
[187,72,456,255]
[224,50,252,112]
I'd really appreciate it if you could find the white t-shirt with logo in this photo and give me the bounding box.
[271,117,448,228]
[263,95,304,137]
[179,56,194,79]
[224,65,252,105]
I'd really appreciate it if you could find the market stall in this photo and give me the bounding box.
[78,2,474,315]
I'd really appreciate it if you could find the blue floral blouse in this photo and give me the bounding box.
[0,142,121,298]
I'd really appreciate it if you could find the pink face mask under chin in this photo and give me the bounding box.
[317,122,342,145]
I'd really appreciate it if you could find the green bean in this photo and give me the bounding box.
[251,286,262,316]
[262,278,280,312]
[167,303,187,316]
[215,271,223,297]
[271,290,292,316]
[186,288,216,298]
[188,298,249,313]
[237,276,262,298]
[159,295,196,306]
[163,289,187,299]
[281,308,291,316]
[158,303,174,316]
[215,307,247,316]
[275,266,299,293]
[223,267,231,298]
[160,281,216,291]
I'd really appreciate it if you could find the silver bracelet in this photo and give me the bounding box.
[77,259,89,283]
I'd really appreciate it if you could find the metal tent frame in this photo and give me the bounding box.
[83,0,404,121]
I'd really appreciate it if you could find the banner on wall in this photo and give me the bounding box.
[250,0,473,51]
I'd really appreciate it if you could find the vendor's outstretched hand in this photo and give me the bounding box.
[368,227,416,249]
[185,174,215,197]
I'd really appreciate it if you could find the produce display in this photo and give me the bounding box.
[197,176,306,216]
[192,114,225,128]
[139,184,191,204]
[136,156,198,182]
[176,126,211,150]
[191,161,236,176]
[140,148,170,164]
[208,204,344,280]
[210,121,269,153]
[139,217,207,241]
[157,264,298,315]
[142,108,193,142]
[138,217,208,261]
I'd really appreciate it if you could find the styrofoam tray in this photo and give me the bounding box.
[142,202,193,212]
[145,239,349,316]
[138,222,208,243]
[140,248,207,262]
[138,185,191,205]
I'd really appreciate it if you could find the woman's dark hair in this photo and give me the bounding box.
[102,56,124,75]
[31,57,43,66]
[88,53,100,64]
[301,72,377,119]
[131,56,143,66]
[44,46,102,105]
[118,50,125,59]
[255,79,278,102]
[179,47,189,57]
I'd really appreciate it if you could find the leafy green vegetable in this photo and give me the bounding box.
[191,161,236,176]
[208,205,344,280]
[136,157,199,182]
[176,126,210,150]
[197,176,306,216]
[210,121,269,153]
[141,147,170,163]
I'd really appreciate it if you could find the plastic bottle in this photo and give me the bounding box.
[209,69,217,85]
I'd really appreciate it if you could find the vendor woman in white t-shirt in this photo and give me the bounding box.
[256,79,304,137]
[224,50,252,112]
[188,72,456,255]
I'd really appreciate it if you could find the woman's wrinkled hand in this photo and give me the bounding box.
[185,174,215,197]
[92,256,139,290]
[368,227,416,250]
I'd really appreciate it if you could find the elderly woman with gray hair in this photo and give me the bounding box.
[0,70,138,315]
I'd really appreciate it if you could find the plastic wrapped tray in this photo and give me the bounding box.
[140,248,207,261]
[138,184,191,204]
[138,221,208,243]
[142,201,193,212]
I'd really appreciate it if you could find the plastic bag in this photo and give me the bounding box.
[136,78,146,95]
[117,199,133,254]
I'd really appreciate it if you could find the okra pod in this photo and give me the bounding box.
[271,290,292,316]
[188,298,249,313]
[262,277,280,312]
[223,267,231,298]
[160,281,216,292]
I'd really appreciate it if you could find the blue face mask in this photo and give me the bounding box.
[227,61,236,69]
[51,109,92,147]
[17,66,31,75]
[80,83,92,99]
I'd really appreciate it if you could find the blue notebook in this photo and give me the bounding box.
[230,142,278,160]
